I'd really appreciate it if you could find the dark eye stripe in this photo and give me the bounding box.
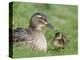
[40,17,47,22]
[44,18,47,22]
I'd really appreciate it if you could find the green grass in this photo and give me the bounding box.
[10,2,78,58]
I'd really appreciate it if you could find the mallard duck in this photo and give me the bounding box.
[53,32,68,49]
[10,12,53,51]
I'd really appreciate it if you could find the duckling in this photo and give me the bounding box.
[11,12,53,51]
[53,32,68,49]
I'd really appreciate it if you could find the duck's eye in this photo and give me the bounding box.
[40,17,43,19]
[40,17,47,22]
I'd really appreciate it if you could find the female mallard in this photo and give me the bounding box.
[11,12,53,51]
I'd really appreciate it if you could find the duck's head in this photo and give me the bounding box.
[29,12,53,30]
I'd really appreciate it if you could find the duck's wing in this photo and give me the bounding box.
[12,28,28,42]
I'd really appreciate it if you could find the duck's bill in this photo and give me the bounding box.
[47,23,53,29]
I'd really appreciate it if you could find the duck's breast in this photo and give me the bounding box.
[35,32,47,51]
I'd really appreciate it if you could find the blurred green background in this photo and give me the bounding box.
[10,2,78,58]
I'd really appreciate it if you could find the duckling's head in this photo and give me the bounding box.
[29,12,53,30]
[55,32,63,40]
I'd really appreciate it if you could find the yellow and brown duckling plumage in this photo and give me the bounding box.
[10,12,53,51]
[53,32,68,49]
